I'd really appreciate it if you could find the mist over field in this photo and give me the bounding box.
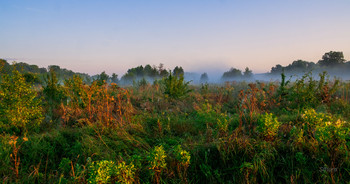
[2,50,350,86]
[2,0,350,183]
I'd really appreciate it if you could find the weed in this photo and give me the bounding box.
[147,145,167,184]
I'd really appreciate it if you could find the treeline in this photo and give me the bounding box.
[221,51,350,81]
[0,59,90,84]
[270,51,350,76]
[113,64,184,85]
[1,51,349,86]
[0,60,187,86]
[221,67,253,81]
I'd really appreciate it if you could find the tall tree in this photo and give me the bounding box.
[318,51,345,67]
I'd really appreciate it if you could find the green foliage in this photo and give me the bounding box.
[64,75,86,102]
[147,145,167,184]
[115,161,136,184]
[295,152,307,165]
[43,68,65,121]
[88,160,115,184]
[23,72,42,84]
[222,67,242,80]
[0,135,12,177]
[1,62,350,183]
[315,119,349,145]
[88,160,136,184]
[162,72,191,99]
[121,64,169,85]
[172,66,184,77]
[302,108,330,127]
[257,113,281,140]
[96,71,109,86]
[59,158,72,177]
[271,60,315,75]
[278,72,339,110]
[217,116,229,135]
[173,145,190,167]
[277,72,290,98]
[147,145,167,172]
[111,73,119,84]
[133,77,149,89]
[318,51,345,67]
[0,69,43,134]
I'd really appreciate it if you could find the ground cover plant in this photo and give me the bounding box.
[0,67,350,184]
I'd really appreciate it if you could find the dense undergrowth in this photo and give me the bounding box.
[0,68,350,184]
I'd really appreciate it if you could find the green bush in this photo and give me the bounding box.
[147,145,167,183]
[257,113,281,140]
[0,69,43,134]
[162,73,191,99]
[88,160,115,184]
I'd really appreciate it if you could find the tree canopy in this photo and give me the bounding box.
[318,51,345,67]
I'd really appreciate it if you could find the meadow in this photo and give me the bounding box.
[0,68,350,184]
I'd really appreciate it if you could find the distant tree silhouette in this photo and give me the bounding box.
[318,51,345,67]
[173,66,184,77]
[120,64,172,84]
[96,71,109,85]
[243,67,253,78]
[199,72,209,83]
[222,67,242,80]
[271,64,283,74]
[111,73,119,84]
[270,60,315,74]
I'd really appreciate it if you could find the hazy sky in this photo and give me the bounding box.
[1,0,349,76]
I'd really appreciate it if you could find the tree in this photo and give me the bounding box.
[271,64,283,74]
[0,59,11,76]
[96,71,109,85]
[162,72,191,99]
[318,51,345,67]
[158,63,169,77]
[0,69,43,134]
[222,67,242,80]
[243,67,253,78]
[23,72,41,84]
[111,73,119,84]
[199,72,209,83]
[144,64,158,77]
[43,68,65,120]
[173,66,184,77]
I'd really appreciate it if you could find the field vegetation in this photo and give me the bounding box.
[1,56,350,183]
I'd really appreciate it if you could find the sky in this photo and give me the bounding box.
[0,0,349,77]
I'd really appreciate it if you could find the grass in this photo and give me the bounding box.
[0,72,350,183]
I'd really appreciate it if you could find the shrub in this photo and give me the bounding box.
[43,68,65,121]
[301,108,332,137]
[257,113,281,140]
[162,73,191,99]
[147,145,167,184]
[173,145,190,168]
[115,161,136,184]
[0,69,43,134]
[173,145,191,182]
[88,160,115,184]
[315,119,349,145]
